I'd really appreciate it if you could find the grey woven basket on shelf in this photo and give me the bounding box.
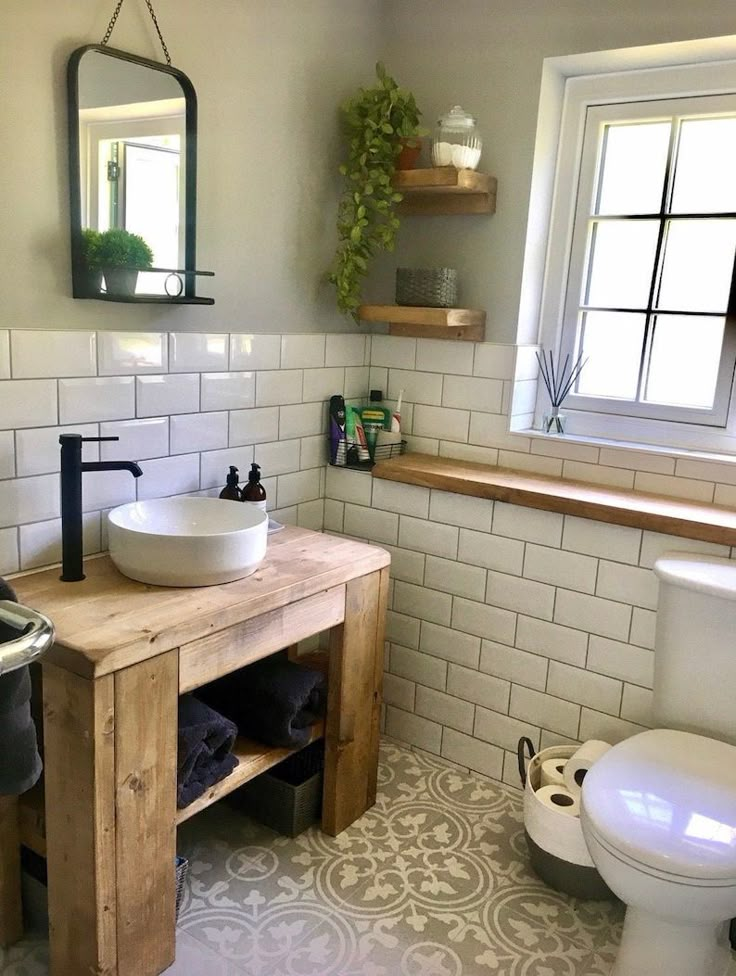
[396,267,458,308]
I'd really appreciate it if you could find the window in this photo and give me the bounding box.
[526,46,736,454]
[79,101,185,296]
[561,95,736,427]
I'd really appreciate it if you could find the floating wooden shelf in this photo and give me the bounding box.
[359,304,485,342]
[373,452,736,547]
[393,167,497,216]
[176,720,325,825]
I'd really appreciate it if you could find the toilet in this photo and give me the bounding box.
[580,552,736,976]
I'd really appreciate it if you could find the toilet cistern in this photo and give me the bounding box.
[59,434,142,583]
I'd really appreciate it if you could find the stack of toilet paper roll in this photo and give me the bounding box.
[535,739,612,815]
[523,738,615,898]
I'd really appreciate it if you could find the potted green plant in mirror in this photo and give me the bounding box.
[80,228,103,296]
[329,62,424,320]
[96,228,155,297]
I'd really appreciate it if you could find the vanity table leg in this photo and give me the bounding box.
[43,663,117,976]
[114,651,178,976]
[323,568,388,835]
[0,796,22,947]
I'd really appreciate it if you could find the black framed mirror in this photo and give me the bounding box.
[68,44,213,304]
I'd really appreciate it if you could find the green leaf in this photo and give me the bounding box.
[329,61,413,315]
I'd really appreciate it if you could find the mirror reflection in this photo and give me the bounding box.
[76,50,185,295]
[69,45,212,303]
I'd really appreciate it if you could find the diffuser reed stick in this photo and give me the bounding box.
[535,348,587,434]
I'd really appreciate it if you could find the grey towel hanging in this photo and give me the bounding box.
[0,583,54,796]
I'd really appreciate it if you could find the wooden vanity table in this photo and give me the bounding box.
[13,526,389,976]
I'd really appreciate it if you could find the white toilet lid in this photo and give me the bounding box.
[582,729,736,882]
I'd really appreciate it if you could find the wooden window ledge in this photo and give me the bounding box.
[372,453,736,547]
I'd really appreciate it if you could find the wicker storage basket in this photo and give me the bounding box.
[175,856,189,920]
[396,267,458,308]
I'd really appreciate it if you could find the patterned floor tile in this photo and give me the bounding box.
[0,939,47,976]
[2,740,639,976]
[175,741,627,975]
[166,931,250,975]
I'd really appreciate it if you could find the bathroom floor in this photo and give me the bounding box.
[0,738,692,976]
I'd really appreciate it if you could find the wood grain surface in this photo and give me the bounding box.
[13,527,389,679]
[373,452,736,545]
[114,652,178,975]
[0,796,22,948]
[43,664,117,976]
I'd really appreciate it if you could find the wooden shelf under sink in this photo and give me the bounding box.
[17,721,325,849]
[176,720,324,825]
[393,167,497,215]
[359,304,486,341]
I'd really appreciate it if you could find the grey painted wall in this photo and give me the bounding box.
[379,0,736,344]
[5,1,736,338]
[2,0,382,333]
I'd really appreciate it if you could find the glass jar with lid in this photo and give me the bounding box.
[431,105,482,171]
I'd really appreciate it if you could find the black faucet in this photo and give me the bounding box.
[59,434,143,582]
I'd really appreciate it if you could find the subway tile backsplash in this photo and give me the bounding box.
[59,376,134,424]
[11,330,97,379]
[169,332,229,373]
[98,331,168,375]
[3,326,735,791]
[0,328,368,577]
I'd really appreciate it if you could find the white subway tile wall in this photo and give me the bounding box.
[326,452,736,785]
[2,328,733,788]
[0,329,368,576]
[11,330,97,379]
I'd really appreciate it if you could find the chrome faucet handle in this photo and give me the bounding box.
[0,601,55,676]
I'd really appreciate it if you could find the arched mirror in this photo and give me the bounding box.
[68,45,213,304]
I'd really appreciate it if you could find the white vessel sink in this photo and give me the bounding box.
[108,497,268,587]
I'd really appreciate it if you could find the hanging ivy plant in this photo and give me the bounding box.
[329,62,423,320]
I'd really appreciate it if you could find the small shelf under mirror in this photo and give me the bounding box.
[84,293,215,305]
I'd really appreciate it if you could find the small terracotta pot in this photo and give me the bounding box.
[396,138,422,170]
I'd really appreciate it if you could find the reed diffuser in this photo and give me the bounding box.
[535,348,587,434]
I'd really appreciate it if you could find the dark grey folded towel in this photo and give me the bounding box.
[199,656,326,749]
[177,694,238,809]
[0,578,43,796]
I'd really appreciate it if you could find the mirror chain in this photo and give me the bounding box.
[101,0,172,66]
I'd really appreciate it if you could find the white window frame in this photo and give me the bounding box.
[560,95,736,427]
[517,38,736,457]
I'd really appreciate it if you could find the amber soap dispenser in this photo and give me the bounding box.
[219,465,241,501]
[242,463,267,512]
